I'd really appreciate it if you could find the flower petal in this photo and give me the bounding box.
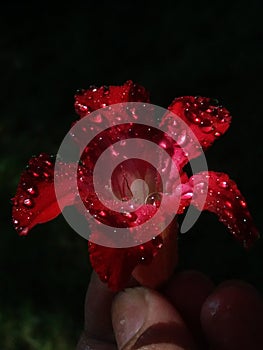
[179,171,259,248]
[88,234,164,291]
[166,96,231,159]
[12,153,76,235]
[74,80,150,118]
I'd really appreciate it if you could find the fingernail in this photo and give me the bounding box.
[112,287,147,349]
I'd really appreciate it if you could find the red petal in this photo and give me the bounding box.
[12,153,76,236]
[88,235,164,291]
[180,171,259,248]
[74,80,150,117]
[166,96,231,156]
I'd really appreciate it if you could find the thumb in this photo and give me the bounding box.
[112,287,196,350]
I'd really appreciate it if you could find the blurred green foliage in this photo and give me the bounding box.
[1,2,263,348]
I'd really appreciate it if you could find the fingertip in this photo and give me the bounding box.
[163,270,214,346]
[112,287,196,349]
[201,280,263,349]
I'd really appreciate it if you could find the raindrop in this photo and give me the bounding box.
[159,140,167,149]
[224,209,233,218]
[240,200,247,208]
[45,160,52,167]
[201,119,214,133]
[152,235,163,249]
[26,186,38,197]
[219,181,229,189]
[146,192,162,207]
[123,212,137,222]
[195,182,207,194]
[23,198,34,208]
[177,130,187,145]
[181,191,193,200]
[12,198,18,206]
[225,201,232,208]
[19,227,29,236]
[13,219,19,226]
[43,172,50,179]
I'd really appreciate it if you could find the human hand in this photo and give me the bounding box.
[76,270,263,350]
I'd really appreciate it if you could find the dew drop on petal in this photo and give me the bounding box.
[23,198,34,208]
[240,200,247,208]
[177,130,187,145]
[146,192,162,207]
[225,200,232,208]
[19,227,29,236]
[123,212,137,222]
[26,186,38,196]
[201,119,214,133]
[224,209,233,218]
[219,181,229,189]
[181,191,193,200]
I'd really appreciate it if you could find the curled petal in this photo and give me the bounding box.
[12,153,76,235]
[166,96,231,157]
[88,239,159,291]
[74,80,150,118]
[179,171,259,249]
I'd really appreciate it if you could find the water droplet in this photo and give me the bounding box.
[45,160,52,167]
[225,200,232,208]
[19,227,29,236]
[224,209,233,218]
[240,200,247,208]
[146,192,162,207]
[92,114,102,123]
[152,235,163,249]
[23,198,34,208]
[13,219,19,226]
[99,210,106,217]
[214,131,221,138]
[195,182,207,194]
[123,212,137,222]
[12,198,18,206]
[181,191,193,200]
[101,274,109,282]
[201,119,214,133]
[26,186,38,196]
[177,130,187,145]
[43,172,50,179]
[219,181,229,188]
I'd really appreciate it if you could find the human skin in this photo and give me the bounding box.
[76,270,263,350]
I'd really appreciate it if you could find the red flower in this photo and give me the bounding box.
[12,80,259,291]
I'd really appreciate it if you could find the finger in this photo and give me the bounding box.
[163,270,214,347]
[76,271,117,350]
[112,287,196,350]
[201,280,263,350]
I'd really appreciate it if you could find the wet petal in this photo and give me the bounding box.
[88,206,178,291]
[179,171,259,248]
[12,153,76,235]
[165,96,231,160]
[74,80,150,118]
[88,239,159,291]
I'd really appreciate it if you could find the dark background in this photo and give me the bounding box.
[1,2,263,349]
